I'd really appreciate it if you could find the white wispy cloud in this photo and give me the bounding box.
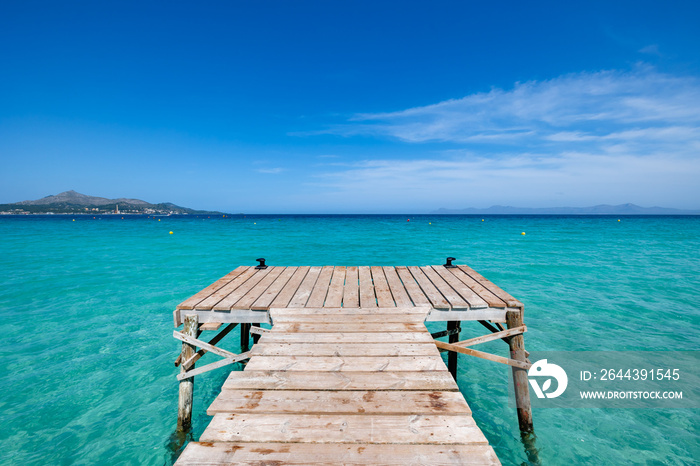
[305,66,700,209]
[256,167,285,174]
[336,66,700,146]
[639,44,662,56]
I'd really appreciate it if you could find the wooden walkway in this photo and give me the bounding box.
[176,306,501,465]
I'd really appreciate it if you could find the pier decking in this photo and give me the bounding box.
[173,265,523,328]
[172,263,532,465]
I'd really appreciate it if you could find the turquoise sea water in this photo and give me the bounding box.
[1,215,698,465]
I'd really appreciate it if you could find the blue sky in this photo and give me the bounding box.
[2,1,700,213]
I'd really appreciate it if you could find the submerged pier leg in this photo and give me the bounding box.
[177,314,198,432]
[240,323,251,352]
[506,309,534,433]
[447,320,460,378]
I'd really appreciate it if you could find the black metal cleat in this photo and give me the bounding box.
[443,257,456,268]
[255,258,268,269]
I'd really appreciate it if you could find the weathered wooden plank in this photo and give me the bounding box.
[426,309,507,323]
[395,266,431,307]
[306,266,334,307]
[407,266,450,309]
[244,355,446,372]
[342,266,360,308]
[447,267,507,308]
[257,331,434,344]
[177,266,248,310]
[371,266,395,307]
[457,265,523,308]
[269,307,431,315]
[430,265,489,309]
[233,266,286,309]
[212,267,273,311]
[357,266,378,308]
[269,266,310,309]
[325,266,346,308]
[224,371,460,391]
[176,442,501,465]
[200,413,490,445]
[250,266,298,310]
[180,309,271,324]
[270,313,426,323]
[194,267,258,310]
[286,266,321,308]
[270,322,427,333]
[208,390,471,415]
[383,266,413,307]
[199,322,222,331]
[250,342,440,357]
[420,266,470,309]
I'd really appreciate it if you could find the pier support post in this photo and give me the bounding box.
[251,323,261,344]
[447,321,460,378]
[177,314,198,432]
[241,323,251,352]
[506,309,534,433]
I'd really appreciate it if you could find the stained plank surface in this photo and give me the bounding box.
[306,266,333,307]
[251,266,297,310]
[270,322,426,333]
[177,442,500,465]
[177,266,248,310]
[221,371,460,391]
[177,306,501,465]
[244,355,447,372]
[268,266,310,309]
[200,413,488,444]
[250,342,440,357]
[208,389,471,415]
[255,332,435,344]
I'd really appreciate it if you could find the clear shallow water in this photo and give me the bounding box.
[0,215,698,465]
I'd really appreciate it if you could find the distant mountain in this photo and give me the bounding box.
[1,190,222,215]
[16,190,151,207]
[432,204,700,215]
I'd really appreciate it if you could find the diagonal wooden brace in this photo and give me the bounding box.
[176,351,251,381]
[434,340,532,370]
[174,329,251,377]
[175,323,238,369]
[173,330,239,359]
[451,325,526,348]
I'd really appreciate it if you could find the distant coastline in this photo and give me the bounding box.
[432,203,700,215]
[0,190,222,216]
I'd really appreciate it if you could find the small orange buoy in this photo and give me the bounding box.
[407,219,410,222]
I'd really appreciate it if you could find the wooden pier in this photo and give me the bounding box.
[172,262,532,465]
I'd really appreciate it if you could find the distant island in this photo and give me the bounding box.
[0,190,223,215]
[432,204,700,215]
